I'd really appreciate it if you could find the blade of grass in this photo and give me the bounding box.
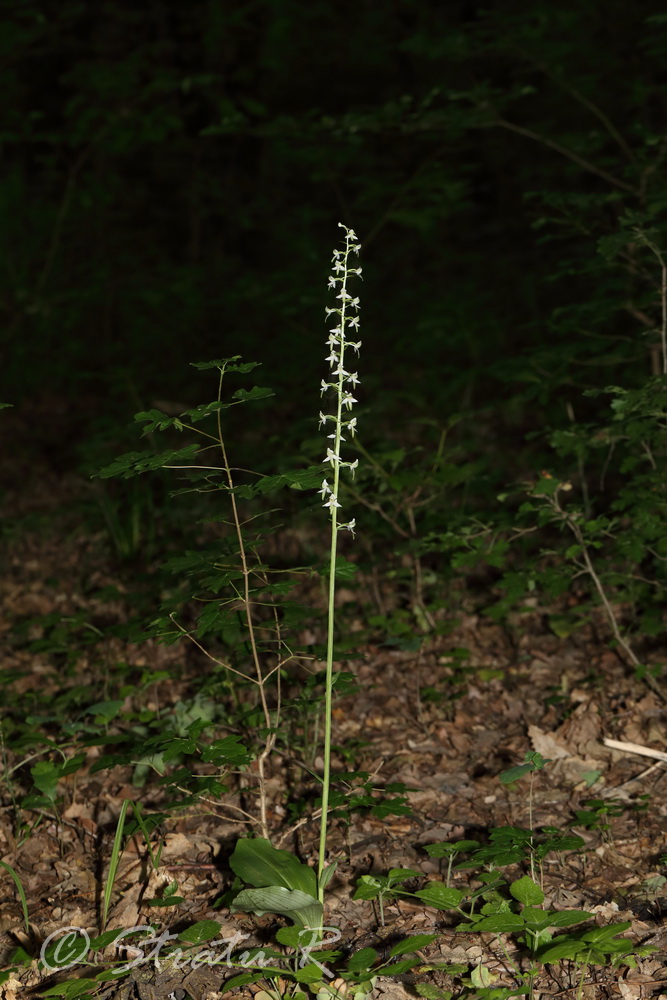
[0,860,30,936]
[102,799,130,930]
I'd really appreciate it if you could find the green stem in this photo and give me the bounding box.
[318,431,344,901]
[318,492,338,902]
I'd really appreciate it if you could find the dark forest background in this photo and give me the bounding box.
[3,2,664,410]
[2,0,667,639]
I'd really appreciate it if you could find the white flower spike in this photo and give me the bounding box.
[318,223,363,895]
[319,223,362,536]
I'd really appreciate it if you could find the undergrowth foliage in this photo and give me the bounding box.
[2,207,666,997]
[95,357,328,837]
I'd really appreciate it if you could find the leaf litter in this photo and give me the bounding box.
[0,470,666,999]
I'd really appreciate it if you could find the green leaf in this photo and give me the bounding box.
[254,471,315,495]
[190,357,259,372]
[85,700,124,721]
[424,840,479,858]
[387,867,421,882]
[232,386,274,403]
[498,763,535,784]
[287,466,329,490]
[40,980,98,998]
[464,913,526,933]
[0,861,30,936]
[134,408,178,433]
[275,926,311,948]
[347,948,378,973]
[389,934,438,957]
[319,861,337,891]
[469,963,499,989]
[96,444,201,479]
[415,985,453,1000]
[162,738,196,761]
[537,939,585,962]
[40,930,90,972]
[414,883,464,909]
[223,971,267,991]
[229,838,318,897]
[176,400,232,423]
[178,920,221,944]
[538,833,585,855]
[379,958,421,976]
[519,907,554,932]
[89,930,129,950]
[316,555,359,581]
[31,761,59,800]
[582,921,631,942]
[295,962,328,984]
[510,876,544,905]
[352,876,383,901]
[231,886,322,928]
[200,736,253,767]
[547,909,593,928]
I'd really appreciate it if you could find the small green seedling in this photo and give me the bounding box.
[572,798,626,839]
[458,875,592,955]
[423,840,480,884]
[353,868,421,926]
[498,751,552,879]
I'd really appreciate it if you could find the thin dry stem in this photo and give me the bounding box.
[213,366,279,839]
[546,489,666,704]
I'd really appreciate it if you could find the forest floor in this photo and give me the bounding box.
[1,457,667,1000]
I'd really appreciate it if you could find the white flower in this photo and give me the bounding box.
[342,392,357,410]
[338,518,356,536]
[318,479,332,498]
[346,372,360,387]
[346,416,357,437]
[323,496,341,510]
[325,448,340,466]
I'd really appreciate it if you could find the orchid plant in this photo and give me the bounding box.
[317,223,363,899]
[229,225,363,928]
